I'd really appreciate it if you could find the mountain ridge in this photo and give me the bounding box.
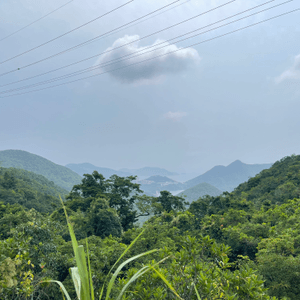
[67,163,178,178]
[184,160,273,192]
[0,150,82,191]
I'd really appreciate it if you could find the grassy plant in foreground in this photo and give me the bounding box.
[41,197,183,300]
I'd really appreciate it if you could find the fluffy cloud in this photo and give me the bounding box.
[95,35,200,84]
[275,54,300,83]
[163,111,188,121]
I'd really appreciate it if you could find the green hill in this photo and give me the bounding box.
[190,155,300,215]
[179,182,222,203]
[185,160,272,192]
[0,167,68,213]
[0,150,82,190]
[233,154,300,206]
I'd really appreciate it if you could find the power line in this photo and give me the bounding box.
[0,0,74,42]
[102,0,191,40]
[1,8,298,98]
[0,0,235,80]
[0,0,183,73]
[0,0,191,87]
[0,0,290,92]
[0,0,135,65]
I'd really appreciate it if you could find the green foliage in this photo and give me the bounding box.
[234,154,300,207]
[152,191,188,214]
[67,171,144,231]
[117,236,274,300]
[0,167,68,213]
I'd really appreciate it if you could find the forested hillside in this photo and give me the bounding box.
[0,167,68,213]
[1,155,300,299]
[0,150,82,190]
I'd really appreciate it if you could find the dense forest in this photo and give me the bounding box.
[1,155,300,299]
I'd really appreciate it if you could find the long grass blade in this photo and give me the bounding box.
[41,280,72,300]
[105,249,158,300]
[70,267,81,299]
[86,238,95,300]
[76,245,91,300]
[108,229,145,277]
[60,196,79,253]
[60,196,91,300]
[149,266,184,300]
[194,283,202,300]
[116,266,149,300]
[116,256,170,300]
[99,229,146,299]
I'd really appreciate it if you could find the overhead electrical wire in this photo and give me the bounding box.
[1,8,298,98]
[101,0,191,40]
[0,0,135,65]
[0,0,292,93]
[0,0,191,87]
[1,8,299,99]
[0,0,235,79]
[0,0,181,67]
[0,0,74,42]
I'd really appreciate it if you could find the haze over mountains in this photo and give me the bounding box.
[66,163,178,179]
[184,160,273,192]
[0,150,272,199]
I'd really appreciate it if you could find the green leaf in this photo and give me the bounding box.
[148,266,184,300]
[105,249,158,300]
[193,283,202,300]
[70,267,81,299]
[86,238,95,300]
[41,280,72,300]
[116,266,149,300]
[116,256,170,300]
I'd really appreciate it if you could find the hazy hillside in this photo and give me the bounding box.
[179,183,222,203]
[0,167,68,213]
[142,175,177,183]
[138,175,183,196]
[66,163,131,178]
[185,160,272,192]
[67,163,178,179]
[120,167,178,177]
[0,150,82,191]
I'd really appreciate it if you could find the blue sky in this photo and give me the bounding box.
[0,0,299,174]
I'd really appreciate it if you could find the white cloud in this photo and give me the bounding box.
[275,54,300,83]
[95,35,200,84]
[163,111,188,121]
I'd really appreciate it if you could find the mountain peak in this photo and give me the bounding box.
[229,160,244,166]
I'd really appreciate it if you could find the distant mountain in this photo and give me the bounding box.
[66,163,131,178]
[0,150,82,191]
[67,163,178,179]
[138,176,183,197]
[142,175,177,184]
[184,160,273,192]
[119,167,178,177]
[178,183,222,203]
